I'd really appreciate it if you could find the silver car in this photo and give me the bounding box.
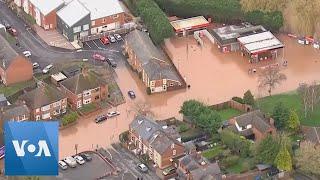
[63,156,77,168]
[58,160,68,170]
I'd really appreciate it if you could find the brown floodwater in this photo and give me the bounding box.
[59,34,320,158]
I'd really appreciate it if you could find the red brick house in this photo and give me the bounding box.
[59,69,108,109]
[0,34,33,86]
[124,30,183,93]
[80,0,125,34]
[26,0,64,30]
[228,110,276,141]
[19,84,67,120]
[129,115,185,169]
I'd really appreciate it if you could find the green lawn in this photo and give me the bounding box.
[202,145,223,159]
[78,104,98,115]
[217,108,243,120]
[257,92,320,126]
[0,80,35,97]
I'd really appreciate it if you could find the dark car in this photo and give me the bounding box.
[95,115,107,123]
[128,91,136,99]
[80,153,92,161]
[267,167,280,177]
[106,58,117,68]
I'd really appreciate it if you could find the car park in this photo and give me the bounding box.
[114,34,122,41]
[100,36,110,45]
[23,51,31,58]
[162,166,176,176]
[92,53,106,61]
[42,64,53,74]
[137,163,148,173]
[106,58,117,68]
[63,156,77,168]
[80,153,92,161]
[74,155,85,165]
[32,62,39,69]
[95,115,107,123]
[58,160,68,170]
[106,111,120,118]
[108,35,116,43]
[128,91,136,99]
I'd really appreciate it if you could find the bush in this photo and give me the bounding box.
[220,130,252,157]
[244,10,283,32]
[119,130,129,143]
[146,87,151,95]
[232,97,244,104]
[222,155,240,167]
[178,124,189,133]
[62,112,78,126]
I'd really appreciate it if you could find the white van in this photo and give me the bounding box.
[42,64,53,74]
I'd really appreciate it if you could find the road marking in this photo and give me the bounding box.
[85,42,91,48]
[92,40,99,48]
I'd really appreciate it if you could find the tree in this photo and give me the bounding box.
[244,10,283,32]
[243,90,255,106]
[286,110,300,132]
[255,135,280,164]
[258,66,286,96]
[179,100,204,117]
[272,102,290,130]
[274,144,292,171]
[197,107,222,134]
[131,101,154,117]
[297,82,320,118]
[295,141,320,176]
[220,130,252,157]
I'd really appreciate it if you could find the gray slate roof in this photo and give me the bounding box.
[60,71,106,94]
[129,115,161,142]
[149,131,178,155]
[0,33,19,70]
[125,30,181,82]
[234,110,272,133]
[0,104,29,120]
[19,85,65,109]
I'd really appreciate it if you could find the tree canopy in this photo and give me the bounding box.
[255,135,280,164]
[243,90,255,106]
[286,110,300,132]
[244,10,283,32]
[274,144,292,171]
[272,102,290,130]
[295,141,320,176]
[180,100,222,134]
[220,130,252,158]
[136,0,174,44]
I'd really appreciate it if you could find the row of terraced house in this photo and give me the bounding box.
[13,0,126,41]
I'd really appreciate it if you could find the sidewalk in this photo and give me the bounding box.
[34,25,75,50]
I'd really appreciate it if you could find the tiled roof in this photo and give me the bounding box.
[0,104,29,121]
[125,30,181,82]
[19,85,65,109]
[60,71,107,94]
[234,110,272,133]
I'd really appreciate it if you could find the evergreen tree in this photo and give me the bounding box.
[243,90,255,106]
[274,144,292,171]
[286,110,300,132]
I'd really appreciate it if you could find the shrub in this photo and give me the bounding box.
[232,96,244,104]
[119,130,129,143]
[62,112,78,126]
[222,155,240,167]
[178,124,189,133]
[146,87,151,95]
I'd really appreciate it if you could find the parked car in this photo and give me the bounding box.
[58,160,68,170]
[42,64,53,74]
[137,163,148,173]
[100,36,110,45]
[95,115,107,123]
[114,34,122,41]
[108,35,116,43]
[23,51,31,58]
[106,111,120,118]
[63,156,77,168]
[74,155,85,165]
[8,28,17,36]
[128,90,136,99]
[92,53,106,61]
[32,62,39,69]
[163,166,176,176]
[80,153,92,161]
[106,58,117,68]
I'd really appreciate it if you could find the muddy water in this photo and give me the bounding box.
[59,34,320,158]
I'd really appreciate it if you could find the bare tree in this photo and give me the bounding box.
[130,100,154,117]
[297,82,320,118]
[258,66,287,96]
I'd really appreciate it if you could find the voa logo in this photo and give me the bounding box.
[12,140,51,157]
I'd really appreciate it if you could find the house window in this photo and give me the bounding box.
[83,90,91,97]
[150,81,155,87]
[173,150,176,156]
[77,94,82,98]
[53,101,61,107]
[170,83,174,87]
[36,108,40,113]
[91,20,95,26]
[113,14,119,19]
[95,87,100,92]
[36,115,41,121]
[84,99,91,105]
[83,24,89,31]
[54,109,60,115]
[102,18,106,23]
[73,26,81,33]
[95,96,99,100]
[77,100,82,108]
[171,144,175,149]
[41,105,50,112]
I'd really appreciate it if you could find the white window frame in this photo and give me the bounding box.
[83,24,89,31]
[36,115,41,121]
[173,149,176,156]
[41,105,50,112]
[73,26,81,33]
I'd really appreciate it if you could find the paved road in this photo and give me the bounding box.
[0,2,122,67]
